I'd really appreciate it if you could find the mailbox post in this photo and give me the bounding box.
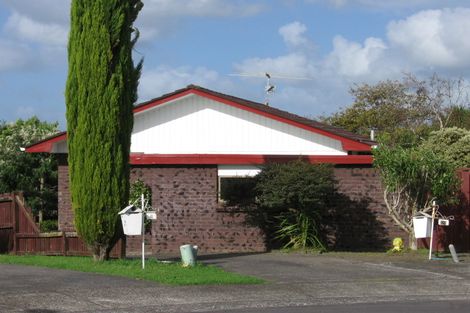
[119,194,157,269]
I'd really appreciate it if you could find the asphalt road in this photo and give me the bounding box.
[196,300,470,313]
[1,252,469,312]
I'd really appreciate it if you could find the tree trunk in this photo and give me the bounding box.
[92,244,110,261]
[408,231,417,250]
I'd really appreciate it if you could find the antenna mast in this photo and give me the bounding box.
[264,73,275,105]
[229,72,312,106]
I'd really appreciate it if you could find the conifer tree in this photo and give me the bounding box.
[66,0,143,261]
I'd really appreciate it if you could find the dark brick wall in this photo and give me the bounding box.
[57,163,266,256]
[128,166,266,256]
[331,166,406,250]
[56,162,406,254]
[57,156,74,232]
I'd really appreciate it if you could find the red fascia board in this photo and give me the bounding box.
[133,90,193,114]
[25,133,67,153]
[130,154,373,165]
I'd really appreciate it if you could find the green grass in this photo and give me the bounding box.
[0,255,264,285]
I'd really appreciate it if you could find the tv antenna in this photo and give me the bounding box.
[229,72,312,106]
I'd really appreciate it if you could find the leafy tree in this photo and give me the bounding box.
[255,161,335,251]
[66,0,143,261]
[373,146,459,250]
[405,73,469,129]
[322,79,432,147]
[322,74,470,147]
[419,127,470,168]
[0,117,59,219]
[445,106,470,130]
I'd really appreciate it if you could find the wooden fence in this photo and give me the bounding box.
[0,193,125,257]
[435,169,470,252]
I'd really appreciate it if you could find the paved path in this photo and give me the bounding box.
[1,252,469,312]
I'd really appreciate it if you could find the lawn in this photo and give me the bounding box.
[0,255,264,285]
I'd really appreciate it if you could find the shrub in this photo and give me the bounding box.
[255,160,335,251]
[419,127,470,168]
[129,180,152,233]
[373,146,459,249]
[40,220,58,232]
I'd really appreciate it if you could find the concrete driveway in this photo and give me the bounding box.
[0,252,469,312]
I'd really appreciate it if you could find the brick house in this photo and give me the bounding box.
[26,85,405,255]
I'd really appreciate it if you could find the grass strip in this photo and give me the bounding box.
[0,255,264,286]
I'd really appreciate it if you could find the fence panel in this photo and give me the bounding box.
[0,228,13,253]
[0,197,13,228]
[433,169,470,252]
[14,232,125,258]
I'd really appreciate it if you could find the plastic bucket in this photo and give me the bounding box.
[180,244,198,267]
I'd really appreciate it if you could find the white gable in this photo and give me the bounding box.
[131,94,346,155]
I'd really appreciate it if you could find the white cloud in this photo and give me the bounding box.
[387,8,470,68]
[307,0,468,10]
[326,35,387,77]
[139,65,234,101]
[140,0,263,18]
[136,0,265,41]
[0,0,265,45]
[234,53,315,79]
[279,21,309,47]
[0,39,32,71]
[0,0,70,25]
[5,12,68,46]
[232,11,470,117]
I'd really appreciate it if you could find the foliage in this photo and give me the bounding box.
[446,106,470,130]
[0,255,263,285]
[39,220,58,232]
[322,79,433,147]
[255,161,335,251]
[322,74,470,147]
[405,73,469,129]
[129,180,152,209]
[66,0,143,261]
[129,179,152,232]
[419,127,470,168]
[373,146,459,249]
[275,210,325,251]
[219,177,257,206]
[0,117,59,218]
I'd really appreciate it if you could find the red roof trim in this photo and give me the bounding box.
[130,154,373,165]
[133,89,193,114]
[25,133,67,153]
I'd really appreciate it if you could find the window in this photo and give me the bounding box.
[218,176,257,206]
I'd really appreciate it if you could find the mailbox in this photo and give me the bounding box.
[118,205,143,236]
[412,216,432,238]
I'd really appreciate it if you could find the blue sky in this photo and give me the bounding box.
[1,0,469,129]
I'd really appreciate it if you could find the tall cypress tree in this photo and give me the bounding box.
[66,0,143,261]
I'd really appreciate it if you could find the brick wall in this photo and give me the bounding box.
[57,156,74,232]
[331,166,406,250]
[56,162,406,255]
[128,166,266,256]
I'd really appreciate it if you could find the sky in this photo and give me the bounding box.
[1,0,470,129]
